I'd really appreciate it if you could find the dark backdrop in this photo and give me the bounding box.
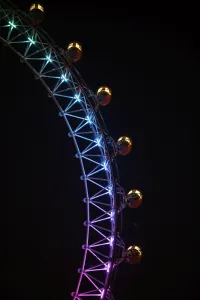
[0,1,194,299]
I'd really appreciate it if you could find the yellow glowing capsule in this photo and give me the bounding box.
[67,42,82,62]
[126,189,143,208]
[117,136,132,155]
[126,245,142,264]
[29,3,44,13]
[96,86,112,106]
[29,3,44,25]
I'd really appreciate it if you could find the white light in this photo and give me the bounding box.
[100,289,105,299]
[46,55,52,63]
[95,136,102,146]
[102,161,108,170]
[110,210,115,221]
[108,185,113,195]
[86,115,92,124]
[106,262,111,273]
[109,236,114,246]
[28,37,35,45]
[74,94,81,102]
[61,74,68,82]
[8,21,16,29]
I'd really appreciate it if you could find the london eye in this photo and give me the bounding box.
[0,1,143,299]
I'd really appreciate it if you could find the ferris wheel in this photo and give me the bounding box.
[0,1,143,299]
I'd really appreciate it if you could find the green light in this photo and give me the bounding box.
[8,21,16,29]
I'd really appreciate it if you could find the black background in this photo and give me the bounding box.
[0,1,194,299]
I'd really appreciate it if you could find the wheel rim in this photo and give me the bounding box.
[0,1,122,298]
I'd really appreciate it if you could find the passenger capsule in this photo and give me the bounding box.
[125,245,142,264]
[67,42,82,62]
[117,136,132,155]
[126,189,143,208]
[96,87,112,106]
[29,3,44,25]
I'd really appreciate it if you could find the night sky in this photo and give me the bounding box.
[1,1,194,299]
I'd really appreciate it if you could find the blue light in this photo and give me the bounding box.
[86,115,92,124]
[102,161,108,170]
[95,137,101,146]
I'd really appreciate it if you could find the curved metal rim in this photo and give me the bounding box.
[0,1,121,299]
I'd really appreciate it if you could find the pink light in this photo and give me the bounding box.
[106,262,111,273]
[101,289,105,299]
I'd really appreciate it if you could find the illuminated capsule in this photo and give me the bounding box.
[96,87,112,106]
[67,42,82,62]
[126,189,143,208]
[29,3,44,25]
[117,136,132,155]
[125,245,142,264]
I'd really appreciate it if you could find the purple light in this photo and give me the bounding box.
[108,185,113,195]
[109,236,114,246]
[110,210,115,222]
[106,262,111,273]
[0,8,119,297]
[101,289,105,299]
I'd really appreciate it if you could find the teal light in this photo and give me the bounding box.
[8,21,16,29]
[28,37,36,45]
[46,55,52,63]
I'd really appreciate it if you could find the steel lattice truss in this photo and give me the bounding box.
[0,1,126,299]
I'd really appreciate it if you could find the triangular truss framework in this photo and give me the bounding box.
[0,2,125,299]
